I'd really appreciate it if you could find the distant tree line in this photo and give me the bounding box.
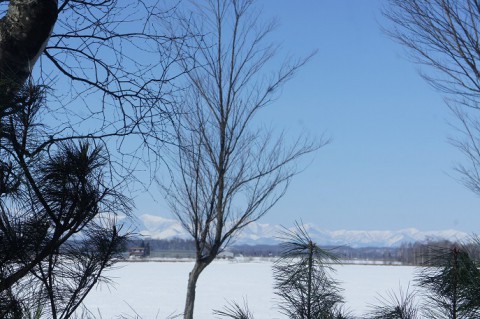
[127,238,196,252]
[125,238,474,267]
[396,240,480,266]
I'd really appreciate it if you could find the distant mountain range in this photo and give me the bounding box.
[132,214,470,248]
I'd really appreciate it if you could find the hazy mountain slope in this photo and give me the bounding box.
[134,214,469,248]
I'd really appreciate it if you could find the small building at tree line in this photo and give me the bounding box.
[129,246,147,257]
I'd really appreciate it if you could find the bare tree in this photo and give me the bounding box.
[0,0,190,178]
[41,1,185,156]
[159,1,324,318]
[384,0,480,196]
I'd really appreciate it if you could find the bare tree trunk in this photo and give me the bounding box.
[163,1,321,317]
[0,0,57,90]
[184,261,207,319]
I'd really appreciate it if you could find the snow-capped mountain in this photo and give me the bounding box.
[132,214,470,248]
[135,214,191,240]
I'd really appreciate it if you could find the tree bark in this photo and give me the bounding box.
[184,261,208,319]
[0,0,58,91]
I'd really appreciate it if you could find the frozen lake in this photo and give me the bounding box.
[83,260,416,318]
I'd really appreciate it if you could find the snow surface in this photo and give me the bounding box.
[82,260,416,318]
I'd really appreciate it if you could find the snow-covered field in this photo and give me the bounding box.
[83,260,416,319]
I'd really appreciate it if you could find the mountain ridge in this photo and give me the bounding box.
[133,214,470,248]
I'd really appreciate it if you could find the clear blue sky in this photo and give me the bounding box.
[134,0,480,233]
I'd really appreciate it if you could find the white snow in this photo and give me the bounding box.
[134,214,469,247]
[82,260,416,319]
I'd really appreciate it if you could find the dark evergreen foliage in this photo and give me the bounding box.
[0,84,130,318]
[273,223,346,319]
[368,287,419,319]
[415,244,480,319]
[213,300,255,319]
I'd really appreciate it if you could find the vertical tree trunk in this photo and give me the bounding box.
[0,0,58,92]
[184,261,207,319]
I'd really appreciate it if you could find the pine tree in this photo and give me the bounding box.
[416,243,480,319]
[273,223,347,319]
